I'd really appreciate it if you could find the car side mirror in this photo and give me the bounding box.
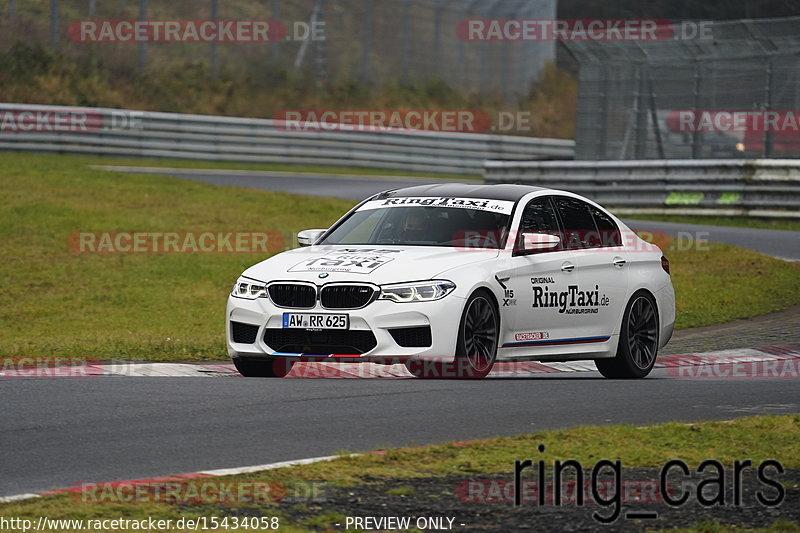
[297,229,326,247]
[519,232,560,253]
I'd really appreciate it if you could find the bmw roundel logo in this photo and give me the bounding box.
[319,273,329,278]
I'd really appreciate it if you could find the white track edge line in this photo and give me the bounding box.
[0,493,41,503]
[198,454,360,476]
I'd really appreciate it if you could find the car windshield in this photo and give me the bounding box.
[319,200,513,248]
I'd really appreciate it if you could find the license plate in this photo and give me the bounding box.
[282,313,349,330]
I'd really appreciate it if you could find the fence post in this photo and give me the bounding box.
[433,0,443,74]
[293,0,322,70]
[8,0,16,22]
[648,77,665,158]
[210,0,219,77]
[360,1,373,83]
[597,67,609,159]
[690,60,702,159]
[400,0,411,83]
[50,0,59,49]
[313,0,327,79]
[271,0,280,63]
[479,41,489,94]
[634,64,648,159]
[763,57,775,158]
[458,3,467,87]
[138,0,148,70]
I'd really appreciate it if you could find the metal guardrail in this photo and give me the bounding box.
[484,158,800,218]
[0,103,574,175]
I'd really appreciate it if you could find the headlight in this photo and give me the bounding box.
[378,280,456,303]
[231,276,268,300]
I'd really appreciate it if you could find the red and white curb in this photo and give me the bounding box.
[1,344,798,379]
[0,455,352,504]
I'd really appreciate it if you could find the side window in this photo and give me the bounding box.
[517,197,561,251]
[590,206,622,247]
[519,197,561,235]
[553,197,599,250]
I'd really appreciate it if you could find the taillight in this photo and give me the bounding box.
[661,255,670,275]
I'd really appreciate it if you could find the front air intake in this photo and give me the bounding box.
[230,321,259,344]
[263,329,378,355]
[267,283,317,308]
[389,326,433,348]
[320,284,377,309]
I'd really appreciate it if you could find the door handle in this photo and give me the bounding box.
[613,257,627,267]
[561,262,575,272]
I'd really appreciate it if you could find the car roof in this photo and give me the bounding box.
[373,182,547,202]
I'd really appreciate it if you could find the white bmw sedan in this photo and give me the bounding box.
[227,184,675,379]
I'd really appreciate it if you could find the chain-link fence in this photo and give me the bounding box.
[566,17,800,159]
[0,0,556,100]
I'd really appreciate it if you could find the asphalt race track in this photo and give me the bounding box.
[2,166,798,499]
[2,368,799,498]
[623,218,800,262]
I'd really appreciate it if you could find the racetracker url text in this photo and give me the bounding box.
[0,515,280,531]
[343,516,458,530]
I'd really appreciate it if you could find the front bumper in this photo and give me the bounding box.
[226,293,464,363]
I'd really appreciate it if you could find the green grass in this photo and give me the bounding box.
[0,152,798,360]
[1,415,797,532]
[666,242,800,329]
[623,214,800,232]
[386,486,418,496]
[263,415,800,480]
[0,152,354,360]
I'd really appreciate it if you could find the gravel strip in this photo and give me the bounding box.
[663,305,800,355]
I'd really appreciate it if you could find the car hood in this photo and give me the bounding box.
[242,245,499,284]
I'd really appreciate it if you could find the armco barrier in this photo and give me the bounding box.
[484,159,800,218]
[0,103,574,175]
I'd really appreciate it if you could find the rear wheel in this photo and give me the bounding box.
[596,291,659,379]
[405,290,499,379]
[233,357,294,378]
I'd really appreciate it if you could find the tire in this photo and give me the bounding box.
[596,291,659,379]
[405,290,499,379]
[233,357,294,378]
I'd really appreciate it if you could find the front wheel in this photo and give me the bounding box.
[405,290,499,379]
[233,357,294,378]
[596,291,659,379]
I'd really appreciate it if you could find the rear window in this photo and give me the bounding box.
[590,206,622,247]
[553,197,597,250]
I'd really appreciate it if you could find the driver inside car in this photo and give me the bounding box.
[400,209,431,242]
